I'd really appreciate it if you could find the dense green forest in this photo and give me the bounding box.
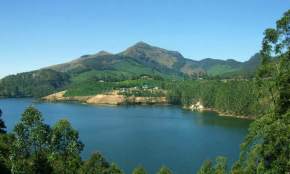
[0,9,289,174]
[0,69,70,98]
[63,78,262,118]
[164,80,262,118]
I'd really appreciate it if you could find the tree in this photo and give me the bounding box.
[31,151,53,174]
[197,160,213,174]
[10,106,52,174]
[0,145,9,174]
[79,152,110,174]
[79,153,125,174]
[4,107,87,174]
[0,109,10,174]
[156,166,173,174]
[50,119,84,174]
[230,162,243,174]
[197,157,227,174]
[0,109,6,134]
[109,163,124,174]
[132,166,147,174]
[239,9,290,174]
[213,157,227,174]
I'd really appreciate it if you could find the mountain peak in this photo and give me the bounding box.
[120,41,185,69]
[96,50,112,56]
[78,50,112,60]
[122,41,155,56]
[131,41,152,48]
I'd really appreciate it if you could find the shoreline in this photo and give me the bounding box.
[1,95,256,120]
[45,99,255,120]
[195,108,255,120]
[42,92,255,120]
[183,104,255,120]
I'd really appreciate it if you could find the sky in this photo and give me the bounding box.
[0,0,289,78]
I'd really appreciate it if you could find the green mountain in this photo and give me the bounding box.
[0,69,70,97]
[48,42,187,77]
[0,42,261,97]
[47,42,261,76]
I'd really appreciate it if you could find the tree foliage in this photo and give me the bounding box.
[213,157,227,174]
[197,157,227,174]
[156,166,173,174]
[132,166,147,174]
[197,160,213,174]
[10,106,52,174]
[0,69,70,98]
[0,109,10,174]
[50,119,84,174]
[0,109,6,134]
[165,80,261,118]
[108,163,125,174]
[237,9,290,174]
[196,9,290,174]
[79,152,110,174]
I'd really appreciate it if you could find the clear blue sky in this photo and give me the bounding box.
[0,0,289,78]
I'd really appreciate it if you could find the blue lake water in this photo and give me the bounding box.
[0,98,251,174]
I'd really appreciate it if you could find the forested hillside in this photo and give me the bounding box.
[0,69,70,97]
[0,42,262,98]
[165,80,262,118]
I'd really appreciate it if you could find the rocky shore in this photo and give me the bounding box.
[42,90,168,105]
[183,101,255,120]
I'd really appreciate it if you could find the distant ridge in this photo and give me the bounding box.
[0,41,261,97]
[46,41,261,77]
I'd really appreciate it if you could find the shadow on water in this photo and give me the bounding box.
[187,110,252,129]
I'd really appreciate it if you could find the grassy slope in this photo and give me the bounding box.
[207,64,241,76]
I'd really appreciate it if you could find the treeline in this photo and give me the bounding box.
[0,69,70,98]
[164,80,263,118]
[64,78,264,118]
[65,78,164,97]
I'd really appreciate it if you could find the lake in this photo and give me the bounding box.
[0,98,251,174]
